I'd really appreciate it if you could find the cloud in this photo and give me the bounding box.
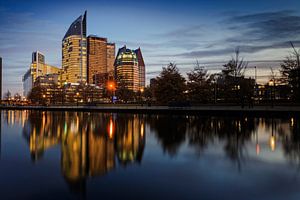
[168,10,300,61]
[225,10,300,43]
[156,25,204,39]
[176,41,300,58]
[0,8,64,94]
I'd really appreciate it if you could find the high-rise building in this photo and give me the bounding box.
[114,46,145,92]
[87,36,115,85]
[62,11,87,84]
[107,43,115,75]
[135,48,145,89]
[30,51,60,82]
[87,36,108,84]
[23,51,61,97]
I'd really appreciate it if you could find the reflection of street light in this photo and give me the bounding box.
[270,135,276,151]
[107,117,114,139]
[270,118,276,151]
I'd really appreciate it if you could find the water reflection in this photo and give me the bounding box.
[11,111,145,193]
[1,110,300,198]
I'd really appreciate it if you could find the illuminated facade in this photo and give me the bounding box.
[87,36,115,85]
[23,51,61,97]
[87,36,108,84]
[135,48,145,89]
[62,11,87,84]
[114,46,140,92]
[107,43,115,75]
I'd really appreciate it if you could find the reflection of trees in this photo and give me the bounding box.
[278,117,300,168]
[217,117,255,170]
[148,115,187,156]
[21,111,146,194]
[148,115,256,168]
[187,116,215,155]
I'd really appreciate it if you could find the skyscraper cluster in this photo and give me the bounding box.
[23,11,145,98]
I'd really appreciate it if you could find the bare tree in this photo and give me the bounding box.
[222,48,248,78]
[280,41,300,102]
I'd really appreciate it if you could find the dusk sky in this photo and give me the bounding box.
[1,0,300,95]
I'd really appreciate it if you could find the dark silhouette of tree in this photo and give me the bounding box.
[280,42,300,102]
[222,48,248,78]
[220,48,253,104]
[153,63,186,105]
[115,79,135,103]
[187,61,211,104]
[143,86,153,102]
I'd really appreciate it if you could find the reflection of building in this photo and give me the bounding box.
[22,111,62,161]
[87,36,115,85]
[116,115,145,165]
[88,131,115,176]
[20,111,145,193]
[62,11,87,84]
[115,46,144,92]
[23,51,61,97]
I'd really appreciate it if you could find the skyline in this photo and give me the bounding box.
[1,0,300,95]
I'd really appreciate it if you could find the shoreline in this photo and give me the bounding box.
[0,105,300,116]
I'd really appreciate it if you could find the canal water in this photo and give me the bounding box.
[0,110,299,200]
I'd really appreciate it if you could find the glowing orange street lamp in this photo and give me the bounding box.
[107,81,116,103]
[76,92,80,106]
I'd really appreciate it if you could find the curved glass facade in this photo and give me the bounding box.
[63,11,86,40]
[62,11,87,83]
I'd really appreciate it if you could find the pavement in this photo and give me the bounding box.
[0,105,300,115]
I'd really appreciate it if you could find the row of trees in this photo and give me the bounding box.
[147,44,300,105]
[148,49,254,105]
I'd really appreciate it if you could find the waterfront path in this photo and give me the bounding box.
[0,105,300,115]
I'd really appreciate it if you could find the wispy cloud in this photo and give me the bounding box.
[0,8,64,94]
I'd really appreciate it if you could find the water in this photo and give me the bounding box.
[0,110,299,200]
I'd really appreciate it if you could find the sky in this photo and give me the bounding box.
[1,0,300,95]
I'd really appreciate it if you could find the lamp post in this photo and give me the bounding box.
[140,88,144,105]
[76,92,79,106]
[269,80,274,108]
[212,78,217,104]
[42,94,46,106]
[107,81,116,104]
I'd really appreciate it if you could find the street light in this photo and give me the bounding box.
[140,88,144,105]
[107,81,116,103]
[76,92,79,106]
[269,80,275,107]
